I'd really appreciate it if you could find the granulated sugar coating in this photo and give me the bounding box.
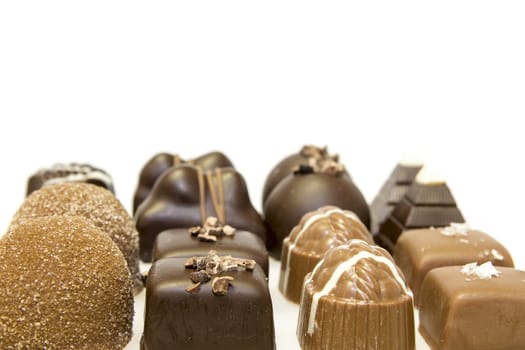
[11,182,143,293]
[0,216,133,349]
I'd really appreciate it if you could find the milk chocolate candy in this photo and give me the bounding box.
[370,160,422,235]
[376,167,464,253]
[419,264,525,350]
[141,255,275,350]
[264,160,369,257]
[297,240,415,350]
[261,145,351,206]
[152,219,269,276]
[27,163,114,195]
[394,224,513,304]
[133,151,233,213]
[135,165,266,261]
[279,206,372,303]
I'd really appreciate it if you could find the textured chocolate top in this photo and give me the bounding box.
[0,216,133,350]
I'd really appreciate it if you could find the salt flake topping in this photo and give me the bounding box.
[461,261,501,280]
[440,222,470,237]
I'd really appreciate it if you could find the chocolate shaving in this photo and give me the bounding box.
[212,276,234,296]
[296,145,344,176]
[185,282,201,294]
[188,216,237,242]
[190,270,211,283]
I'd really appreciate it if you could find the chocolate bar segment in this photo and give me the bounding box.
[419,265,525,349]
[133,151,233,213]
[135,165,266,261]
[394,224,513,304]
[141,257,275,350]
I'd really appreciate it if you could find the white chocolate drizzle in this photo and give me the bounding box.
[306,244,411,335]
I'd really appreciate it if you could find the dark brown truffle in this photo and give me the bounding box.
[133,151,233,213]
[263,163,369,257]
[135,165,266,261]
[279,206,372,303]
[262,145,351,206]
[297,240,415,350]
[0,216,133,349]
[11,183,143,294]
[26,162,115,196]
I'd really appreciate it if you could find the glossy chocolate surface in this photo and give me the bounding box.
[376,182,464,253]
[135,165,266,261]
[419,266,525,350]
[297,240,414,350]
[279,206,372,303]
[27,163,114,195]
[152,228,269,275]
[142,257,275,350]
[370,163,422,235]
[133,151,233,213]
[264,171,369,257]
[394,226,513,304]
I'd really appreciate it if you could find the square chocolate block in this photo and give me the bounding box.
[152,228,269,276]
[394,226,513,304]
[141,258,275,350]
[419,265,525,350]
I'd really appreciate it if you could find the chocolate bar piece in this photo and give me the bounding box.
[133,151,233,213]
[297,240,415,350]
[152,219,269,276]
[264,157,369,257]
[141,255,275,350]
[27,163,114,195]
[419,264,525,349]
[394,224,513,304]
[135,165,266,261]
[370,161,422,235]
[279,206,372,303]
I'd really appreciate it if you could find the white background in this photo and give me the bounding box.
[1,2,524,349]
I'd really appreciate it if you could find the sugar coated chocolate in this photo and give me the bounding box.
[12,182,143,293]
[376,168,464,253]
[133,151,233,213]
[279,206,372,303]
[370,160,422,235]
[135,165,266,261]
[394,223,513,304]
[27,162,114,195]
[419,264,525,349]
[0,216,133,350]
[262,145,351,206]
[141,253,275,350]
[264,159,369,257]
[152,216,269,275]
[297,240,415,350]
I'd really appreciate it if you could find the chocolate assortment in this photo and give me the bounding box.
[142,254,275,350]
[133,151,233,213]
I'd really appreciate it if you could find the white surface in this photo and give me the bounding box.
[1,2,525,349]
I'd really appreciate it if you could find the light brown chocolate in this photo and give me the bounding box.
[394,224,513,304]
[279,206,372,303]
[419,265,525,349]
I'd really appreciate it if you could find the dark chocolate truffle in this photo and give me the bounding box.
[141,254,275,350]
[297,240,415,350]
[370,160,422,235]
[375,167,464,253]
[133,151,233,213]
[135,165,266,262]
[279,206,372,303]
[262,145,350,206]
[394,223,513,304]
[27,162,115,195]
[11,183,143,294]
[263,160,369,257]
[0,216,133,350]
[419,264,525,349]
[152,217,269,275]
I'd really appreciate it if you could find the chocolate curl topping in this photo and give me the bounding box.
[184,250,256,296]
[295,145,344,176]
[188,216,236,242]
